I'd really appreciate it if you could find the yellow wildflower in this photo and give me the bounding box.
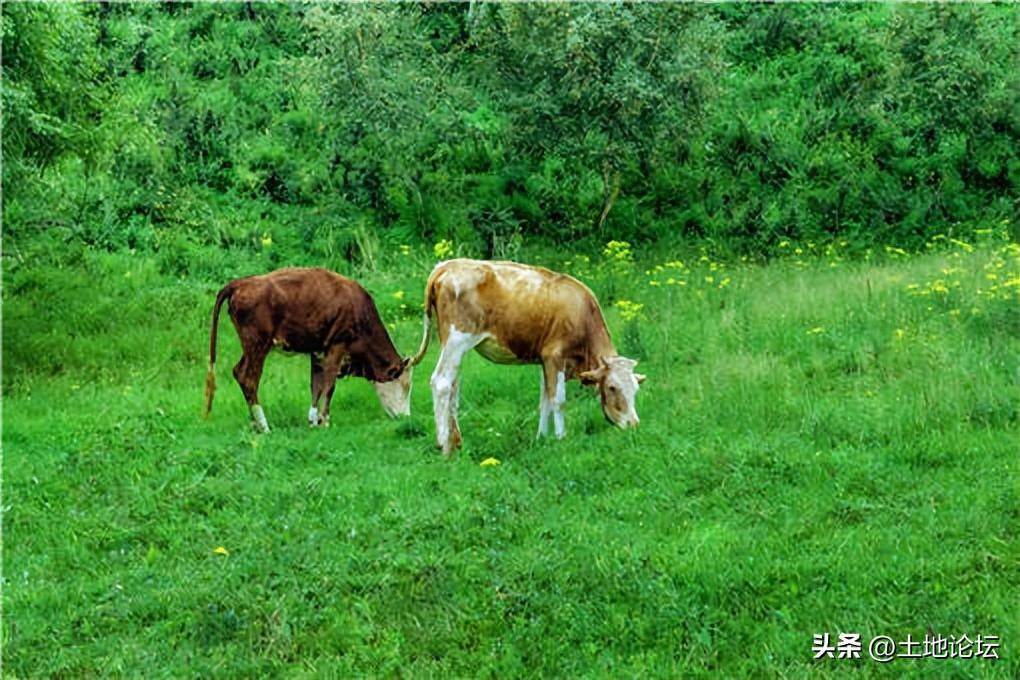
[602,240,633,262]
[949,238,974,253]
[434,239,454,259]
[615,299,644,322]
[480,457,501,467]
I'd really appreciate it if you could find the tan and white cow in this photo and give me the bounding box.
[410,258,645,454]
[204,267,412,432]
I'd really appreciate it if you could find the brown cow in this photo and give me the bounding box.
[410,258,645,454]
[204,267,412,432]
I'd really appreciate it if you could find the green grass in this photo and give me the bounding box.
[3,238,1018,677]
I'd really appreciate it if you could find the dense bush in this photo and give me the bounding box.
[3,3,1018,263]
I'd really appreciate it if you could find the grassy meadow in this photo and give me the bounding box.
[3,232,1018,677]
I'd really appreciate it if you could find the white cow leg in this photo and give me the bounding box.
[431,327,481,454]
[250,404,270,433]
[537,371,551,438]
[448,377,463,451]
[540,361,565,439]
[552,370,567,439]
[431,370,454,452]
[307,406,319,426]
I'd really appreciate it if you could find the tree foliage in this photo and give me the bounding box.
[3,3,1018,262]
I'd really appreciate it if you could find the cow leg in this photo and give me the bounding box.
[233,346,271,433]
[309,354,325,426]
[552,368,567,438]
[430,328,481,455]
[317,348,345,428]
[448,375,463,452]
[537,368,552,438]
[320,375,339,427]
[539,360,568,439]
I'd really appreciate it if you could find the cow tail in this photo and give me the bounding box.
[204,283,233,417]
[410,269,438,367]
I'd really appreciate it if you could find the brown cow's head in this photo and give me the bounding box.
[372,358,413,418]
[579,356,645,429]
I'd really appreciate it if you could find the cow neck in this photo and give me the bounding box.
[577,311,618,375]
[349,305,403,382]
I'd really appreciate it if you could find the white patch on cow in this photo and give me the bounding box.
[431,325,483,453]
[308,406,318,425]
[251,404,270,433]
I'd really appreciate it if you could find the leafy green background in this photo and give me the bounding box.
[4,3,1018,263]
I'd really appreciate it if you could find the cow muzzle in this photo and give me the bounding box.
[373,374,412,418]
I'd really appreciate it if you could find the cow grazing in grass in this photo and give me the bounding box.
[204,267,412,432]
[410,258,645,454]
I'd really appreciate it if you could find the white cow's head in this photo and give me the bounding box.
[373,358,413,418]
[579,356,645,428]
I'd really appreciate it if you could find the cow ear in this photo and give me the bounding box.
[579,368,604,386]
[635,372,647,385]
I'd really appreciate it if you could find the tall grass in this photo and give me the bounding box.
[3,236,1017,677]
